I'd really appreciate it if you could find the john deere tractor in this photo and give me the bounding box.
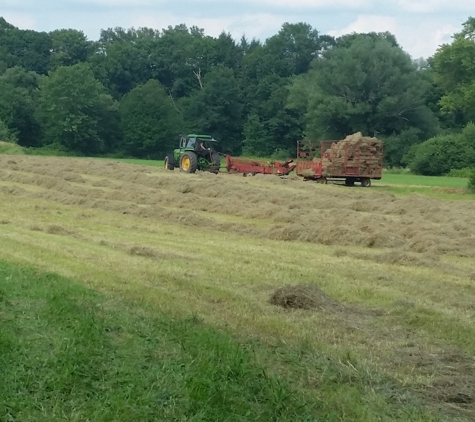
[164,134,221,174]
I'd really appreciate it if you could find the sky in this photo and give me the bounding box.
[1,0,472,59]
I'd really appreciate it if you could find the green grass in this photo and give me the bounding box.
[0,141,26,155]
[0,260,439,422]
[102,157,165,167]
[381,168,412,175]
[372,173,473,200]
[446,168,474,178]
[375,173,468,188]
[0,260,317,421]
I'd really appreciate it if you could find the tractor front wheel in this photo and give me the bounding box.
[180,152,198,173]
[164,154,175,170]
[211,152,220,167]
[209,152,221,173]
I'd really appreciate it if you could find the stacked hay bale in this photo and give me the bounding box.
[321,132,383,177]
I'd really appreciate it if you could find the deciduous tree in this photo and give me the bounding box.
[38,63,120,154]
[119,79,183,157]
[288,33,439,165]
[0,66,42,146]
[432,17,475,125]
[49,29,93,70]
[184,66,243,154]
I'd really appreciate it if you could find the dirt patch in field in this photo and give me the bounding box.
[270,283,341,311]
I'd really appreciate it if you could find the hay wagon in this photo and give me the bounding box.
[295,134,384,187]
[224,155,296,177]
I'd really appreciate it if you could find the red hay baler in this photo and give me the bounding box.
[224,155,296,177]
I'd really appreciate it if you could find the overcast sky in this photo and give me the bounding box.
[1,0,472,59]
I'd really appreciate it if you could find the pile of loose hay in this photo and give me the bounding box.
[270,283,338,310]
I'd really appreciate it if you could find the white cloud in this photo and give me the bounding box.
[328,14,459,58]
[132,12,288,40]
[78,0,161,4]
[1,12,36,30]
[395,0,473,12]
[0,0,468,58]
[328,15,398,38]
[396,22,458,57]
[256,0,372,7]
[65,0,370,6]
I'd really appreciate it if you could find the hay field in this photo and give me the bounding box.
[1,154,475,420]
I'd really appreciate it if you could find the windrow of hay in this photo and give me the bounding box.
[45,224,74,236]
[1,155,475,257]
[28,224,74,236]
[334,250,440,268]
[128,246,160,258]
[127,245,187,260]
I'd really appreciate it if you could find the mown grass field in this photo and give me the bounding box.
[1,154,475,421]
[104,156,472,200]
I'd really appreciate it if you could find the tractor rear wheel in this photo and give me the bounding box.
[164,154,175,170]
[180,152,198,173]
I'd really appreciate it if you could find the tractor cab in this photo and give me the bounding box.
[180,134,217,153]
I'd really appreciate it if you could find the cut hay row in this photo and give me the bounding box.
[1,155,475,258]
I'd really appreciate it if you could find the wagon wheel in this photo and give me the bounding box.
[361,178,371,187]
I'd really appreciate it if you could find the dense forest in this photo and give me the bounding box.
[0,16,474,175]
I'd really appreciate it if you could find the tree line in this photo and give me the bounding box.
[0,16,474,175]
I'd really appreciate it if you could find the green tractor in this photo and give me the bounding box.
[164,134,221,174]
